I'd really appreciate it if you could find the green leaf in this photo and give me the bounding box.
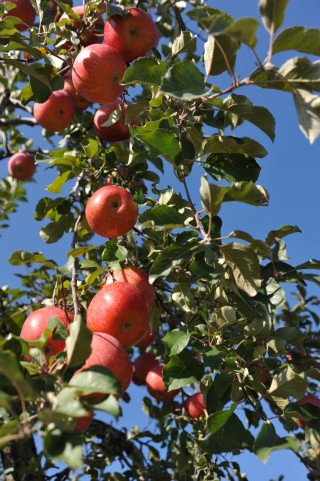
[53,387,91,418]
[163,350,204,391]
[136,128,181,162]
[0,350,35,399]
[293,88,320,144]
[223,18,260,48]
[273,27,320,56]
[254,423,300,463]
[101,240,128,271]
[40,214,74,244]
[171,31,197,57]
[149,244,197,283]
[159,60,211,100]
[139,205,186,229]
[8,250,58,270]
[66,315,92,368]
[223,181,269,206]
[46,171,73,194]
[204,34,240,77]
[121,58,169,86]
[43,429,84,470]
[265,225,301,245]
[268,366,308,400]
[223,94,276,141]
[162,330,191,356]
[69,366,121,396]
[279,58,320,92]
[220,242,261,297]
[201,413,254,453]
[200,176,226,216]
[204,153,261,183]
[172,283,197,313]
[258,0,289,33]
[67,245,98,258]
[203,347,223,370]
[295,259,320,270]
[203,135,268,158]
[207,403,237,435]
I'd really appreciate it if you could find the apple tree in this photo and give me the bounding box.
[0,0,320,480]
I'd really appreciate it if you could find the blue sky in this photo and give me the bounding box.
[0,1,319,479]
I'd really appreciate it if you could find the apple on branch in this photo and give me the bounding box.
[59,5,104,48]
[33,90,75,133]
[0,0,36,31]
[145,363,179,402]
[184,392,207,419]
[8,152,36,181]
[104,7,159,62]
[93,99,135,143]
[63,72,91,111]
[132,352,158,386]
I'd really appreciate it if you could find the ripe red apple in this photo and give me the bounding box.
[86,283,150,349]
[60,5,104,47]
[72,44,126,104]
[20,306,73,358]
[145,363,179,402]
[63,72,91,111]
[104,7,159,62]
[105,267,156,312]
[0,0,36,31]
[77,332,133,393]
[33,90,75,132]
[8,152,35,180]
[297,394,320,429]
[93,99,133,142]
[132,352,158,386]
[85,185,138,238]
[184,393,207,419]
[254,360,270,384]
[135,330,156,349]
[74,412,93,432]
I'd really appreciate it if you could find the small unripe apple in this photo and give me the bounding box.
[0,0,36,31]
[8,152,36,180]
[104,7,159,62]
[297,394,320,429]
[145,363,179,402]
[105,267,156,312]
[93,99,133,143]
[63,72,91,111]
[132,352,158,386]
[72,44,126,105]
[77,332,133,394]
[33,90,75,132]
[20,306,73,358]
[86,282,150,349]
[184,392,206,419]
[60,5,104,47]
[85,185,138,238]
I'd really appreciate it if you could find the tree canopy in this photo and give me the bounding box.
[0,0,320,480]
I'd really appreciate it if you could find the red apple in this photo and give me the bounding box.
[60,5,104,47]
[105,267,156,312]
[132,352,158,386]
[93,99,133,142]
[184,393,206,419]
[135,330,156,349]
[297,394,320,429]
[0,0,36,31]
[72,44,126,104]
[20,306,73,358]
[145,363,179,402]
[86,283,150,349]
[8,152,35,180]
[85,185,138,238]
[33,90,75,132]
[63,72,91,111]
[74,412,93,432]
[104,7,159,62]
[77,332,133,393]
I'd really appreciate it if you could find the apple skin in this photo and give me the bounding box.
[0,0,36,31]
[105,267,156,313]
[63,72,91,111]
[74,412,93,432]
[8,152,36,181]
[72,44,126,105]
[184,393,207,419]
[33,90,75,132]
[86,283,150,349]
[104,7,159,62]
[85,185,138,238]
[77,332,133,394]
[60,5,104,47]
[255,361,270,384]
[297,394,320,429]
[20,306,73,358]
[145,363,179,402]
[93,100,132,142]
[132,352,158,386]
[135,330,156,349]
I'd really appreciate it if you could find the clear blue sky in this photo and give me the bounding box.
[0,1,319,479]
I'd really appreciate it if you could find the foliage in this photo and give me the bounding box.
[0,0,320,480]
